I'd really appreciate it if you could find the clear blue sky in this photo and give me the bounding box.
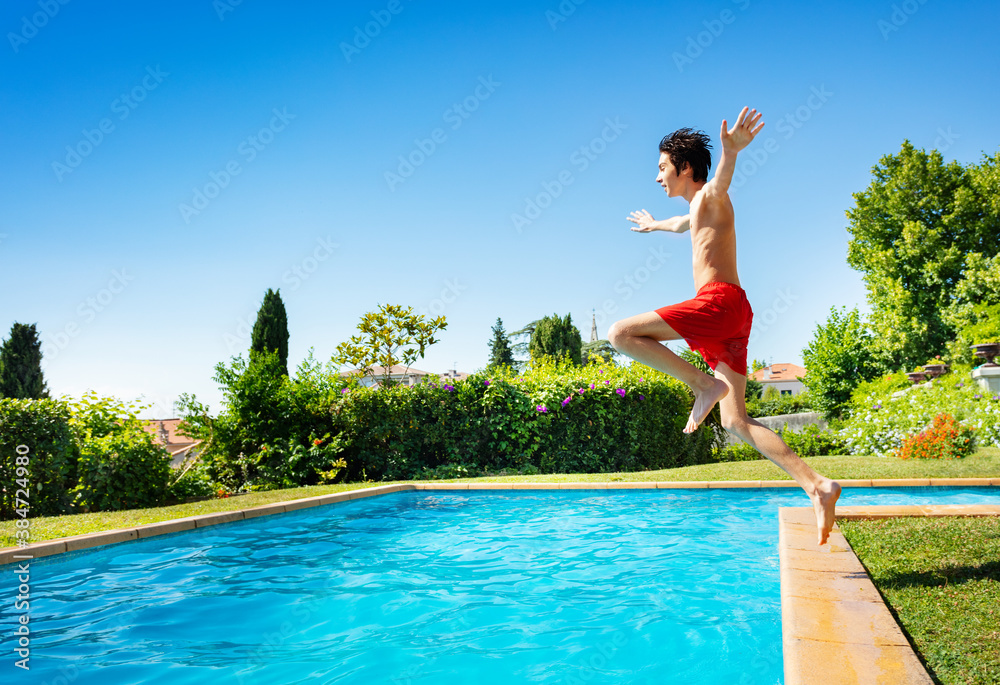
[2,0,998,417]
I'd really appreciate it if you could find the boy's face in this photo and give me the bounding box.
[656,152,686,197]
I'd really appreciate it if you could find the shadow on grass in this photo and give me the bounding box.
[876,560,1000,588]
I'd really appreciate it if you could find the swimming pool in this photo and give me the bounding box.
[5,487,1000,684]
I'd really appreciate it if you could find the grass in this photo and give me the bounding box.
[839,516,1000,685]
[2,447,998,548]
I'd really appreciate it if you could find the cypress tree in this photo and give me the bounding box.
[0,322,49,399]
[487,317,515,370]
[250,288,289,375]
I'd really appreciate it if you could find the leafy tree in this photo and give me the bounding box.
[177,349,346,490]
[582,339,618,365]
[332,304,447,387]
[801,307,884,419]
[529,313,582,365]
[942,253,1000,363]
[487,317,516,371]
[846,143,1000,368]
[508,319,540,369]
[251,288,289,376]
[0,322,49,399]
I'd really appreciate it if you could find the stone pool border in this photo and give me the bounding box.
[1,478,997,566]
[780,503,1000,685]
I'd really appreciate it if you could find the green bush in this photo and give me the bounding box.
[332,355,722,482]
[780,423,848,456]
[713,442,765,462]
[167,460,217,501]
[746,390,815,418]
[178,349,346,491]
[68,393,172,512]
[712,424,847,463]
[840,365,1000,456]
[0,398,78,520]
[73,431,171,511]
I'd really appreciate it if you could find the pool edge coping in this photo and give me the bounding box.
[2,478,997,567]
[780,504,1000,685]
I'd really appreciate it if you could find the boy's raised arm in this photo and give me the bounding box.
[627,210,690,233]
[704,106,764,200]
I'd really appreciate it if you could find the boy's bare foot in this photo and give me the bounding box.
[810,479,842,545]
[683,378,729,433]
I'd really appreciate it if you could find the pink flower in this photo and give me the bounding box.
[589,383,595,389]
[484,380,490,386]
[536,405,548,413]
[638,395,645,401]
[604,380,610,385]
[616,388,626,397]
[562,396,572,407]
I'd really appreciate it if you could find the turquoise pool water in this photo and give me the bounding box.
[4,487,1000,684]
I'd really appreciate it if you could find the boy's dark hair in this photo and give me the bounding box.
[659,128,713,183]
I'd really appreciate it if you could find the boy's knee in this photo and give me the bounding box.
[607,321,627,349]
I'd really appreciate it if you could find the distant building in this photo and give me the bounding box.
[751,363,807,396]
[142,419,201,468]
[339,365,470,387]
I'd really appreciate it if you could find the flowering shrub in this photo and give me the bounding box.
[330,355,723,481]
[894,413,976,460]
[840,366,999,456]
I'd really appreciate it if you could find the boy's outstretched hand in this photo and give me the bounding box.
[627,209,658,232]
[720,106,764,154]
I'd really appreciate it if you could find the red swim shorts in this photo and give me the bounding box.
[654,281,754,375]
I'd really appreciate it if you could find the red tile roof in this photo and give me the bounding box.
[141,418,197,447]
[751,363,807,382]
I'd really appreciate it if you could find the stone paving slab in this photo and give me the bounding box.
[780,503,1000,685]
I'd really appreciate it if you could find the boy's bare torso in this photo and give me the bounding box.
[689,190,740,291]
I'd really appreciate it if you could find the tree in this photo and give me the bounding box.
[942,252,1000,364]
[845,143,1000,368]
[332,304,447,387]
[251,288,289,376]
[529,313,582,365]
[801,307,884,419]
[582,339,618,365]
[487,318,515,371]
[0,322,49,399]
[508,319,540,369]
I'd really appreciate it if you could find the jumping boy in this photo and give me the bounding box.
[608,107,841,544]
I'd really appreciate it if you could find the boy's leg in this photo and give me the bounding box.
[712,361,842,545]
[607,311,729,433]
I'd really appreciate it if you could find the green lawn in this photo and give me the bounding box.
[839,516,1000,685]
[3,448,998,548]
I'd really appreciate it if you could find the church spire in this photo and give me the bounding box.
[590,308,598,343]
